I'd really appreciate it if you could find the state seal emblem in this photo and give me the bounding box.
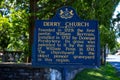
[59,8,74,19]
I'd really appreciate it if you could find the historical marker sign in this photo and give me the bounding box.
[32,6,100,68]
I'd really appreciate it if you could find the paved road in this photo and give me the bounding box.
[106,55,120,72]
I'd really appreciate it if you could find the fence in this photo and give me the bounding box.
[0,63,48,80]
[0,51,49,80]
[0,51,25,63]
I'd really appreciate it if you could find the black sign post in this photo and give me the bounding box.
[32,6,100,80]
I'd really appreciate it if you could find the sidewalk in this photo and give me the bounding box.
[106,55,120,77]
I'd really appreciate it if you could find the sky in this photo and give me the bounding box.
[113,2,120,43]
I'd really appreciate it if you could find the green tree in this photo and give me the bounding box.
[0,14,10,51]
[0,0,119,60]
[35,0,119,50]
[112,12,120,52]
[0,0,29,51]
[100,25,116,49]
[112,13,120,38]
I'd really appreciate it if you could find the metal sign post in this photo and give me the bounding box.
[61,68,67,80]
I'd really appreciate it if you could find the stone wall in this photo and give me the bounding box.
[0,63,86,80]
[0,63,49,80]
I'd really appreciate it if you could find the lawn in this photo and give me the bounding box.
[74,63,120,80]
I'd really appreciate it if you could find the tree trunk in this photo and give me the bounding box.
[29,0,38,62]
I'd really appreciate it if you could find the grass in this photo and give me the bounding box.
[0,58,2,62]
[74,63,120,80]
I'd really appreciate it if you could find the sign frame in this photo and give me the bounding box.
[32,6,100,68]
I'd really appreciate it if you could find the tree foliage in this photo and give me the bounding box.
[0,0,29,51]
[0,0,119,52]
[0,14,10,50]
[36,0,119,49]
[112,13,120,38]
[100,25,116,49]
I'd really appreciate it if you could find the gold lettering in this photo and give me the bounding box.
[73,40,84,44]
[64,29,74,32]
[65,22,89,27]
[43,22,61,26]
[38,28,55,32]
[87,41,95,44]
[45,58,52,62]
[79,52,83,54]
[86,45,95,47]
[66,47,76,51]
[72,36,77,39]
[46,47,61,50]
[56,59,69,63]
[74,56,95,59]
[77,44,83,47]
[88,52,95,55]
[62,36,71,39]
[38,54,49,58]
[54,55,68,58]
[87,48,95,51]
[79,48,83,51]
[52,51,74,55]
[86,29,95,32]
[65,40,70,43]
[69,44,74,47]
[56,32,71,36]
[77,29,83,32]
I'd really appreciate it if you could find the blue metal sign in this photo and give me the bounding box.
[32,6,100,68]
